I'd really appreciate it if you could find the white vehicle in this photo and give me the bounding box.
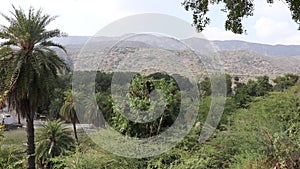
[0,113,14,125]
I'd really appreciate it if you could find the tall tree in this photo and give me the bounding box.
[0,6,69,169]
[111,74,181,137]
[183,0,300,34]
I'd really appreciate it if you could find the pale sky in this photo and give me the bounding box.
[0,0,300,45]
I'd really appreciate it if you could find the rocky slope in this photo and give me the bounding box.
[55,35,300,79]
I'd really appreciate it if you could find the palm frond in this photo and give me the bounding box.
[0,5,69,116]
[36,120,75,167]
[39,40,67,53]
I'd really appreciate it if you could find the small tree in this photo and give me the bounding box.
[273,74,299,91]
[257,76,272,95]
[60,90,79,142]
[35,120,75,169]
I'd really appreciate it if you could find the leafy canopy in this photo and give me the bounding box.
[183,0,300,34]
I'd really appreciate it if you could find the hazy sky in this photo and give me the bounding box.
[0,0,300,45]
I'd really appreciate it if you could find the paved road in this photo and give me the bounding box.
[33,120,93,129]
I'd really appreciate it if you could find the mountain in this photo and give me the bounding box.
[55,36,300,57]
[54,35,300,80]
[53,36,90,45]
[204,39,300,57]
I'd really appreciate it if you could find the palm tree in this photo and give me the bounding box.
[35,120,75,169]
[60,90,79,142]
[0,6,69,169]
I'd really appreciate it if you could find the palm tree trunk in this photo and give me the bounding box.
[157,116,164,135]
[26,116,35,169]
[72,122,78,142]
[17,110,21,124]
